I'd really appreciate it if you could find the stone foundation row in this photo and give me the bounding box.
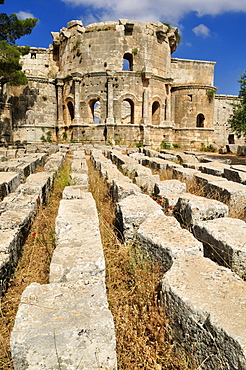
[0,153,65,296]
[8,145,246,369]
[93,147,246,369]
[10,150,117,370]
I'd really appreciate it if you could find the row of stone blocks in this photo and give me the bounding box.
[10,150,117,370]
[0,153,65,297]
[123,147,246,278]
[95,147,246,368]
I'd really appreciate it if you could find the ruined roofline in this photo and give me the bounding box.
[215,94,238,99]
[171,57,216,66]
[171,84,216,91]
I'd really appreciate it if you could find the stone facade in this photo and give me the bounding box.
[0,19,243,148]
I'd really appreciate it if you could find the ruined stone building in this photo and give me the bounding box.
[0,19,242,148]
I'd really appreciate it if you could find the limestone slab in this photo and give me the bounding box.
[173,193,228,228]
[11,281,117,370]
[116,193,163,242]
[154,179,186,196]
[137,213,203,272]
[162,255,246,369]
[193,217,246,278]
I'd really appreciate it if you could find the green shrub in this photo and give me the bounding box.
[172,143,180,149]
[160,141,171,150]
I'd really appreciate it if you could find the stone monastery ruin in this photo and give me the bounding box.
[0,19,243,148]
[1,18,246,370]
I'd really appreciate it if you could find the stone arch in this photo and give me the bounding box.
[122,99,134,124]
[89,98,101,124]
[196,113,205,128]
[123,53,133,71]
[64,99,74,126]
[152,101,161,125]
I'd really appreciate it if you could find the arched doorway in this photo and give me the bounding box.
[152,101,160,125]
[196,113,205,127]
[122,99,134,124]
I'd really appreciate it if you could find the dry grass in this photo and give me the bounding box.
[87,158,192,370]
[0,161,70,370]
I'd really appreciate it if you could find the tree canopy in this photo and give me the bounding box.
[0,1,38,87]
[0,13,38,45]
[228,71,246,138]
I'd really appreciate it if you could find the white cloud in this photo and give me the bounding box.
[16,11,35,20]
[192,24,210,37]
[61,0,246,24]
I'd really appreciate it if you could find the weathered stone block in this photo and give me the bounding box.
[193,217,246,278]
[0,172,20,200]
[173,193,228,228]
[25,172,54,203]
[116,193,163,242]
[71,159,88,173]
[162,255,246,369]
[50,195,105,283]
[62,185,89,199]
[199,161,230,177]
[172,167,199,183]
[136,213,203,272]
[224,167,246,184]
[69,173,89,188]
[133,174,160,194]
[154,180,186,196]
[111,178,141,202]
[121,162,152,178]
[11,281,117,370]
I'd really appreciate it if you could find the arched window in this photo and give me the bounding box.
[152,101,160,125]
[67,101,74,123]
[123,53,133,71]
[89,99,100,124]
[122,99,134,124]
[196,113,205,128]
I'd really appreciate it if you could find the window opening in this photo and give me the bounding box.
[196,113,205,127]
[123,53,133,71]
[122,99,134,123]
[152,101,160,125]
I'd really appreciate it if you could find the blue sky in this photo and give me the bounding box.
[2,0,246,95]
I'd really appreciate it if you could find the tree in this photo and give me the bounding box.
[228,71,246,138]
[0,13,38,45]
[0,1,38,88]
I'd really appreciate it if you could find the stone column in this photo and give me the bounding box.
[142,87,150,125]
[166,84,171,120]
[106,75,114,125]
[56,79,64,128]
[73,76,82,125]
[142,77,151,146]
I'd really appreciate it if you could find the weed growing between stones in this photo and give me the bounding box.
[0,160,70,370]
[87,158,193,370]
